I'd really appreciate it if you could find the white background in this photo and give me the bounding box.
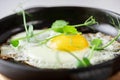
[0,0,120,19]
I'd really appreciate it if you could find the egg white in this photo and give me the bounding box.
[1,30,120,69]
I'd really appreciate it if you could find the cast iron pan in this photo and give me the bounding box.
[0,6,120,80]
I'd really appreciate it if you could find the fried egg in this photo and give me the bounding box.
[0,30,120,69]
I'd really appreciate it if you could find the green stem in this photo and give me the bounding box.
[73,24,86,27]
[88,45,95,59]
[73,16,97,27]
[34,28,51,36]
[85,16,93,23]
[97,30,120,50]
[65,51,87,67]
[22,10,29,41]
[39,34,61,45]
[11,28,51,41]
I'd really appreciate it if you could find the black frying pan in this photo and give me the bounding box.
[0,6,120,80]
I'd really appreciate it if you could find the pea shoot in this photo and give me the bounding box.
[66,51,91,68]
[88,17,120,60]
[10,11,98,67]
[51,16,97,34]
[10,14,97,47]
[10,10,34,47]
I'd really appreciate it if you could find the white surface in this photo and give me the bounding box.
[0,0,120,19]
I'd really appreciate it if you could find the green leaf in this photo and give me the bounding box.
[91,38,102,48]
[10,40,19,47]
[77,60,86,67]
[83,57,91,66]
[51,20,69,33]
[88,38,102,59]
[63,25,78,34]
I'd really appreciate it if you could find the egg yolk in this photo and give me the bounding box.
[48,34,89,51]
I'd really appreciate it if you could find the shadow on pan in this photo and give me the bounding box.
[0,6,120,80]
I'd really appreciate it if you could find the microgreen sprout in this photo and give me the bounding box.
[88,38,102,59]
[9,8,120,68]
[51,16,97,34]
[96,30,120,50]
[73,16,98,27]
[88,17,120,60]
[22,10,31,42]
[94,17,120,50]
[11,15,97,47]
[88,31,120,60]
[10,10,34,47]
[66,51,91,68]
